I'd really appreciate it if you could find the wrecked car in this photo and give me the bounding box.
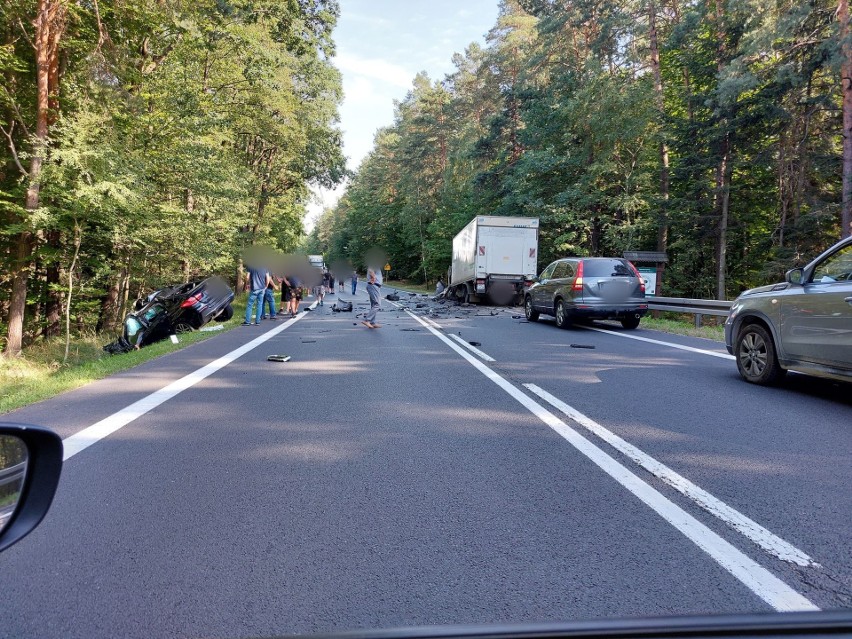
[104,277,234,354]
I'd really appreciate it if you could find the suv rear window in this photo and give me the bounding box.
[582,259,634,278]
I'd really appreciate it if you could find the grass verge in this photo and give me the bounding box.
[0,296,248,415]
[638,313,725,342]
[382,280,432,295]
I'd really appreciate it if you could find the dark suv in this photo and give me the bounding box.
[725,237,852,385]
[524,257,648,329]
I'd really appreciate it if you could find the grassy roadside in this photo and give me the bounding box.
[638,313,725,342]
[382,280,433,295]
[0,296,248,415]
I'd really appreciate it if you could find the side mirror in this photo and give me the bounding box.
[0,424,63,553]
[785,268,804,285]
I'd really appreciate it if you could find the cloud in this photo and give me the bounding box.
[335,53,413,89]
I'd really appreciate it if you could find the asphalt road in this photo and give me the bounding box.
[0,288,849,639]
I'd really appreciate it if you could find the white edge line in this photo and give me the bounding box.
[62,302,317,461]
[404,309,818,612]
[581,326,737,360]
[582,325,735,360]
[447,334,496,362]
[523,383,818,568]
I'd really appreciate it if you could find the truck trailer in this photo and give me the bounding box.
[449,216,539,305]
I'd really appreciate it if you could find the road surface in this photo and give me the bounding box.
[0,288,849,638]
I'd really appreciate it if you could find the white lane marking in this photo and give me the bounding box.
[582,326,735,360]
[524,384,818,568]
[405,310,818,612]
[421,315,442,329]
[447,334,496,362]
[62,302,316,461]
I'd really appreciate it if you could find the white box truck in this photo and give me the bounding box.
[449,216,539,305]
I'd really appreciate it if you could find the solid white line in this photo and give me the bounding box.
[62,303,315,461]
[448,334,496,362]
[524,383,818,568]
[405,310,818,612]
[582,326,735,360]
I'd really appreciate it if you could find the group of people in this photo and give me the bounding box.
[314,270,359,306]
[243,266,362,325]
[242,267,305,326]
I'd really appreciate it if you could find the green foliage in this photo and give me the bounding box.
[1,0,344,349]
[317,0,844,295]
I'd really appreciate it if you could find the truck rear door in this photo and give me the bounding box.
[480,226,527,275]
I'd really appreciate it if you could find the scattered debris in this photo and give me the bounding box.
[332,300,353,312]
[468,341,482,346]
[386,293,400,301]
[570,344,596,349]
[401,328,420,332]
[512,315,523,319]
[267,355,291,362]
[301,340,317,343]
[199,324,224,332]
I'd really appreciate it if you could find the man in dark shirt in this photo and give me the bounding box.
[243,266,271,326]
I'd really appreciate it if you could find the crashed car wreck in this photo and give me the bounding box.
[104,277,235,354]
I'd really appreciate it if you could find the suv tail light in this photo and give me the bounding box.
[571,261,584,292]
[180,293,203,308]
[627,262,646,293]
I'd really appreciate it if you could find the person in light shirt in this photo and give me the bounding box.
[361,265,383,329]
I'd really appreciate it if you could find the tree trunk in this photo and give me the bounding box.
[44,229,62,338]
[840,0,852,239]
[711,0,731,300]
[715,139,731,300]
[96,270,121,334]
[3,0,66,356]
[649,0,670,261]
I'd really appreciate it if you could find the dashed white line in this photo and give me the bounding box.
[524,383,818,568]
[405,309,818,612]
[582,325,735,360]
[62,303,315,461]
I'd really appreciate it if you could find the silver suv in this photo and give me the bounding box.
[725,236,852,385]
[524,257,648,329]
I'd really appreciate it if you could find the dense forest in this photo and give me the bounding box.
[4,0,852,358]
[308,0,852,300]
[0,0,345,356]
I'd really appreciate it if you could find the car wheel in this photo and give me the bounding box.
[735,324,786,385]
[174,321,194,334]
[554,299,571,329]
[621,315,641,330]
[524,296,539,322]
[215,304,234,322]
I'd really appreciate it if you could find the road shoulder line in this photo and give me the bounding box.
[62,303,316,461]
[582,326,735,360]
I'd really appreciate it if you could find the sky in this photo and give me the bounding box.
[305,0,501,231]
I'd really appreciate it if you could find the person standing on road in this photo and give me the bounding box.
[277,274,292,315]
[351,271,358,295]
[243,266,271,326]
[362,264,382,329]
[288,275,302,316]
[263,278,278,320]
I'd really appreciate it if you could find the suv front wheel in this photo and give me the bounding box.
[524,296,539,322]
[735,324,786,385]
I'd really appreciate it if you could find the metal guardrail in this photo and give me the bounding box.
[0,461,26,490]
[646,296,733,327]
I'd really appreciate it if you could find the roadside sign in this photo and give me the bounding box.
[638,267,657,297]
[384,263,391,271]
